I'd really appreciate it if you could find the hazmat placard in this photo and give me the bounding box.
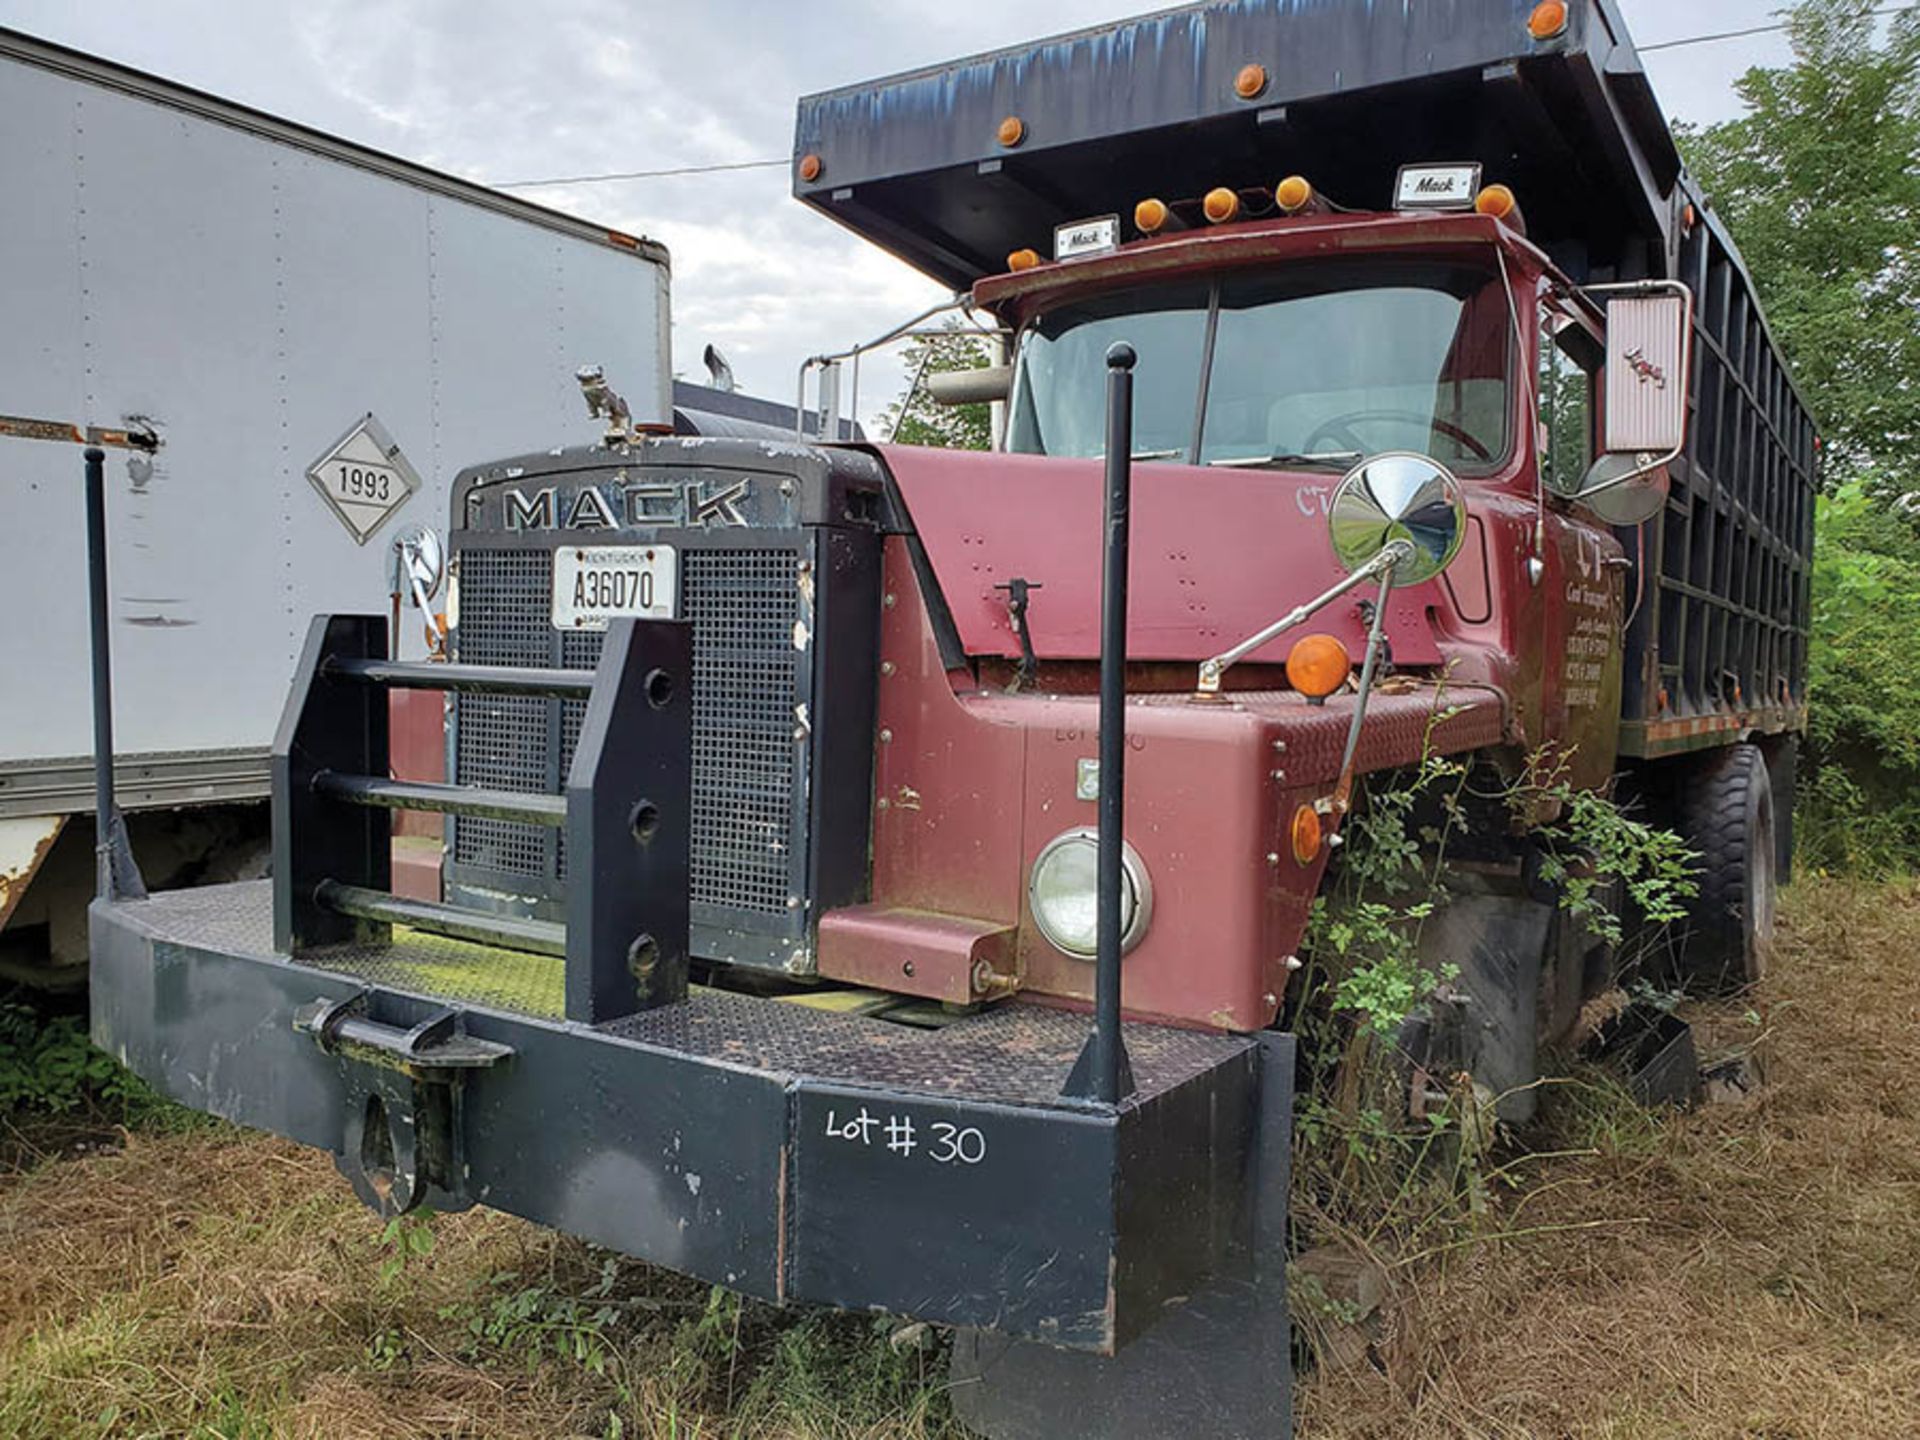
[305,414,422,544]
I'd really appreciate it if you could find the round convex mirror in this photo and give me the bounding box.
[390,524,446,605]
[1328,452,1468,588]
[1576,453,1670,527]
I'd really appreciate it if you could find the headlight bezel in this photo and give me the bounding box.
[1026,827,1154,960]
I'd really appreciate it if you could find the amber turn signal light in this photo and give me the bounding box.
[1475,184,1527,235]
[1135,197,1171,234]
[797,153,823,183]
[1202,187,1240,224]
[997,115,1026,148]
[1475,183,1518,220]
[1234,63,1268,99]
[1275,175,1315,214]
[1528,1,1569,39]
[1007,248,1042,272]
[1290,804,1324,867]
[1286,633,1352,699]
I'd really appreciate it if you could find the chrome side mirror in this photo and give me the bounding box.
[390,524,445,608]
[1316,454,1469,816]
[1576,452,1669,525]
[1329,452,1467,587]
[1602,290,1689,455]
[1567,281,1694,526]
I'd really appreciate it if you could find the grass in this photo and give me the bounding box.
[1296,875,1920,1438]
[0,1109,953,1438]
[3,877,1917,1437]
[0,1123,956,1438]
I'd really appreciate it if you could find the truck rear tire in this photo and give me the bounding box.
[1674,743,1775,994]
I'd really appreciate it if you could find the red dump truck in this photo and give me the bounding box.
[88,3,1812,1436]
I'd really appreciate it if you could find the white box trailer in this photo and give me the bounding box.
[0,27,672,979]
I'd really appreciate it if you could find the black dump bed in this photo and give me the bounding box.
[793,0,1686,289]
[794,0,1819,750]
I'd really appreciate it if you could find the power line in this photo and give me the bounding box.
[495,157,787,189]
[493,8,1920,189]
[1640,4,1916,52]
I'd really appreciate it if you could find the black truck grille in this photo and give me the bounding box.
[452,545,800,920]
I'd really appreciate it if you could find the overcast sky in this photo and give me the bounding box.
[1,0,1796,431]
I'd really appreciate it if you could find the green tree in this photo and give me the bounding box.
[1678,0,1920,490]
[1801,483,1920,871]
[1681,0,1920,871]
[883,320,995,450]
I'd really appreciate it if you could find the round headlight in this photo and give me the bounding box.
[1028,828,1153,960]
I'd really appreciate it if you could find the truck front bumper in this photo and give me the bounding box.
[92,880,1280,1356]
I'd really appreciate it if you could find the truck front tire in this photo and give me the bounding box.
[1673,743,1776,994]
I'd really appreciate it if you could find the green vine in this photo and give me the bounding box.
[1288,726,1699,1328]
[1522,751,1698,947]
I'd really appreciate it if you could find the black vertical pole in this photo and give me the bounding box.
[85,446,146,902]
[1063,343,1138,1105]
[84,447,119,899]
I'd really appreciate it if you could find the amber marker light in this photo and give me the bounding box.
[1135,197,1171,234]
[1275,175,1315,214]
[1528,1,1569,39]
[797,153,823,183]
[1286,633,1352,701]
[997,115,1026,148]
[1007,248,1042,272]
[1234,63,1268,99]
[1475,183,1518,220]
[1290,804,1324,866]
[1203,187,1241,224]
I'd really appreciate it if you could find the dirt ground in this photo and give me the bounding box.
[3,878,1918,1438]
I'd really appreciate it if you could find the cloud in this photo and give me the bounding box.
[1,0,1798,432]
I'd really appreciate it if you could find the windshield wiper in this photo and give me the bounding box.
[1208,450,1363,471]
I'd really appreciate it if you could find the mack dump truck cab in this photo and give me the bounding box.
[88,4,1813,1437]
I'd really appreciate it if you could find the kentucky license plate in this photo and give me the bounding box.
[551,545,677,630]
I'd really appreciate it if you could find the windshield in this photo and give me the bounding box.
[1006,262,1511,470]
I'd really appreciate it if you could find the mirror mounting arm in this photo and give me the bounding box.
[1578,447,1673,503]
[1582,279,1693,301]
[1331,566,1398,817]
[1195,539,1410,696]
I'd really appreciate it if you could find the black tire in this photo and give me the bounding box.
[1674,743,1776,994]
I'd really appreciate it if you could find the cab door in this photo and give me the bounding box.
[1535,301,1626,791]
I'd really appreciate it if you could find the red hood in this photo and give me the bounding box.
[877,445,1447,669]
